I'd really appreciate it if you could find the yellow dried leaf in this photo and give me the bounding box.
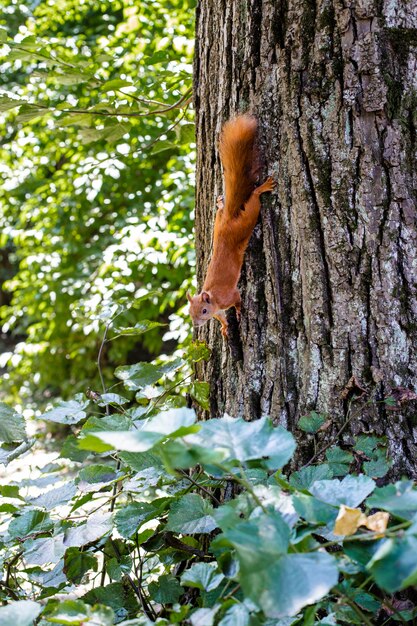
[364,511,389,534]
[334,505,367,536]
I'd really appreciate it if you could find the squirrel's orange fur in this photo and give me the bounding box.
[188,114,275,337]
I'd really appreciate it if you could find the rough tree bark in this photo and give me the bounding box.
[193,0,417,475]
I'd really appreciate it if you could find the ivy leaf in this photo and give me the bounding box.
[24,534,66,565]
[78,465,119,491]
[0,600,42,626]
[325,447,353,477]
[188,416,295,470]
[8,510,53,539]
[28,481,76,509]
[115,502,163,538]
[148,574,182,603]
[39,397,89,425]
[181,562,224,592]
[97,393,130,406]
[219,513,337,617]
[96,407,198,452]
[64,547,98,584]
[218,604,250,626]
[363,448,390,478]
[64,512,112,548]
[366,481,417,520]
[44,599,114,625]
[367,536,417,592]
[190,381,210,410]
[298,412,327,433]
[292,493,338,525]
[310,475,375,508]
[289,464,333,491]
[0,403,26,443]
[166,494,217,534]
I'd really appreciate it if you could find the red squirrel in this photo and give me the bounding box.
[187,114,275,337]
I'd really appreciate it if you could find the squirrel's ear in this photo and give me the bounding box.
[201,291,211,303]
[186,291,193,303]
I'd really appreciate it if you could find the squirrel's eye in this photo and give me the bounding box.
[202,308,207,314]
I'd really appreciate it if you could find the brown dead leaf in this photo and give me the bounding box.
[318,419,332,432]
[390,387,417,405]
[334,505,367,536]
[340,375,367,400]
[364,511,389,534]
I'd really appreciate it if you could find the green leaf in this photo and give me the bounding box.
[222,514,338,618]
[64,512,112,547]
[289,464,333,490]
[310,475,375,507]
[112,319,166,336]
[82,413,133,433]
[39,397,89,425]
[178,122,195,143]
[115,502,163,538]
[188,416,296,470]
[0,403,26,443]
[0,601,42,626]
[151,139,177,154]
[8,509,53,539]
[106,555,132,581]
[190,381,210,410]
[0,28,7,43]
[45,599,114,625]
[218,604,250,626]
[0,95,22,112]
[24,534,66,565]
[292,493,338,525]
[218,511,290,559]
[181,562,224,592]
[190,607,220,626]
[166,494,217,534]
[16,104,49,122]
[148,574,182,603]
[78,464,118,487]
[29,481,76,509]
[81,581,139,616]
[325,446,353,476]
[366,480,417,520]
[114,358,183,391]
[100,78,134,92]
[60,435,90,462]
[353,435,381,457]
[97,393,130,406]
[298,412,327,433]
[0,485,24,500]
[64,547,98,584]
[185,340,211,363]
[363,448,390,478]
[96,407,198,452]
[367,536,417,592]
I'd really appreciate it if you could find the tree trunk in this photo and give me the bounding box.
[193,0,417,475]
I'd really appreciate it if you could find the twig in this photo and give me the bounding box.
[178,470,221,506]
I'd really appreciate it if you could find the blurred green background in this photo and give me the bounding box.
[0,0,196,409]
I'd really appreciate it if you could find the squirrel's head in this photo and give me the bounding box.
[187,291,216,327]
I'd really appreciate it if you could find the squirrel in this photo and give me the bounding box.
[187,114,275,337]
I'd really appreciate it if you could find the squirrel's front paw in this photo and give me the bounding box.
[216,195,225,210]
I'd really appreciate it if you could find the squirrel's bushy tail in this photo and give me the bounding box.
[219,114,259,218]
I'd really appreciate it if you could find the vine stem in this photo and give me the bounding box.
[333,587,374,626]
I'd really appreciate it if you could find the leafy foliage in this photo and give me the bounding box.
[1,337,417,625]
[0,0,195,407]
